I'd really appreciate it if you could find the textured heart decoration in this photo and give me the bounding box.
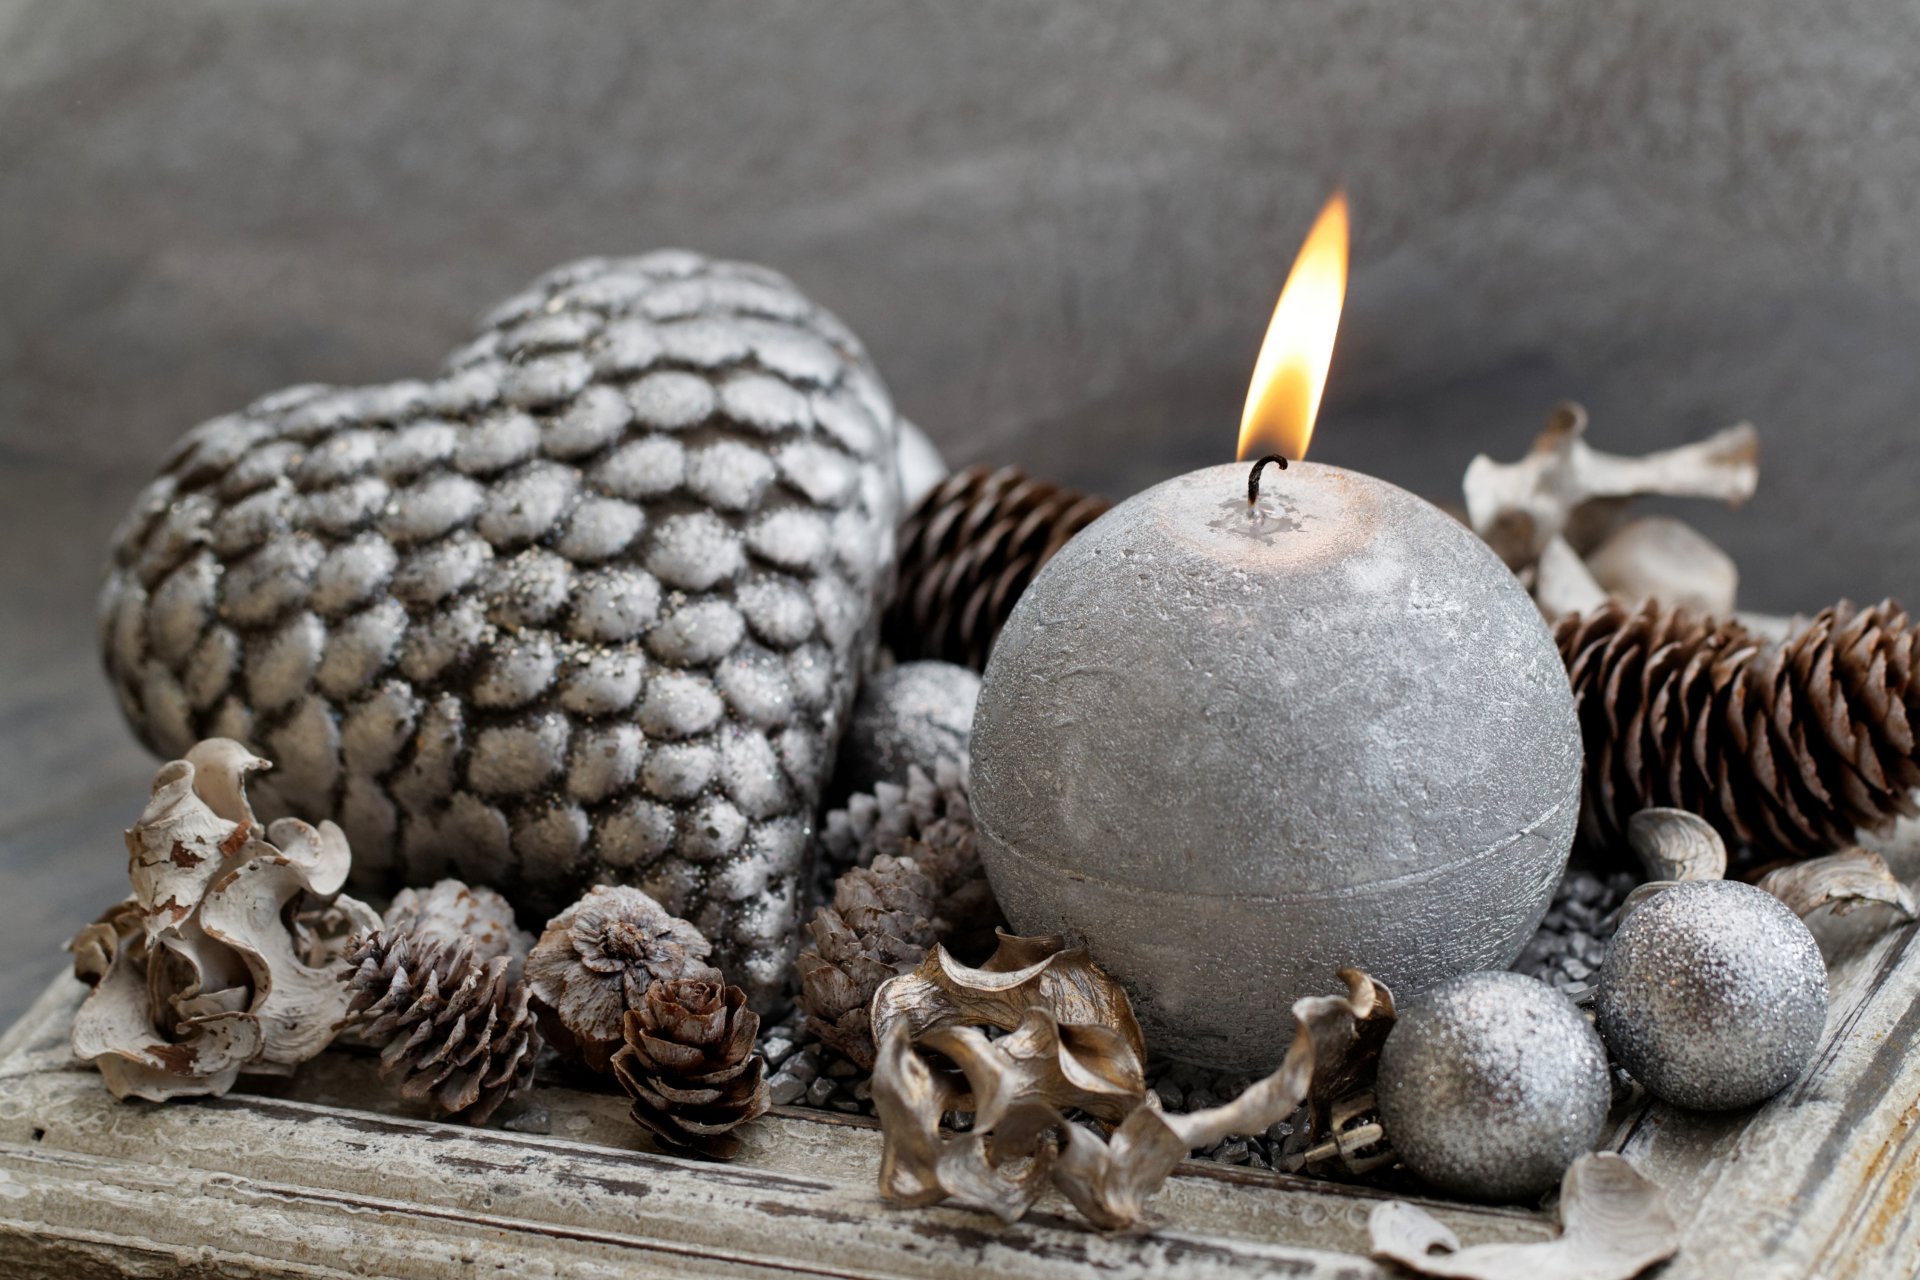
[99,251,903,1008]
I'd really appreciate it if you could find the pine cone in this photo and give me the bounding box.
[885,465,1111,669]
[797,765,1001,1067]
[98,251,908,1011]
[612,976,770,1159]
[1557,598,1920,858]
[341,931,541,1125]
[525,885,719,1072]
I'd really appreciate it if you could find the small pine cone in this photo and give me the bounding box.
[384,879,532,973]
[341,931,541,1125]
[525,886,719,1072]
[885,465,1112,669]
[822,759,975,874]
[795,853,953,1070]
[612,976,770,1160]
[1557,598,1920,858]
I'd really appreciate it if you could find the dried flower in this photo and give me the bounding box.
[868,932,1396,1231]
[69,739,379,1101]
[611,977,770,1160]
[525,885,717,1072]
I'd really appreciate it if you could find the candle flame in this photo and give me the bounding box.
[1236,190,1349,462]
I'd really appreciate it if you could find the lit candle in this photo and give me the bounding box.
[970,194,1582,1068]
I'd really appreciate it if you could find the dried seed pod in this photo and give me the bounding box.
[610,976,770,1160]
[1462,402,1757,574]
[341,931,541,1125]
[525,885,718,1072]
[70,739,379,1101]
[1755,848,1918,927]
[869,939,1394,1232]
[1626,808,1727,882]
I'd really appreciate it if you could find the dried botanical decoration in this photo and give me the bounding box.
[611,976,771,1160]
[525,885,718,1072]
[870,933,1146,1064]
[384,879,532,973]
[340,931,541,1125]
[1557,598,1920,857]
[836,661,981,795]
[869,939,1394,1231]
[1626,808,1727,882]
[1585,515,1740,617]
[1369,1153,1680,1280]
[70,739,379,1101]
[797,761,1000,1068]
[1756,847,1918,926]
[884,464,1113,669]
[1462,400,1756,581]
[821,758,977,875]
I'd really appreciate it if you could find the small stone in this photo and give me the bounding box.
[761,1035,796,1067]
[806,1077,838,1107]
[768,1071,807,1106]
[1152,1081,1184,1111]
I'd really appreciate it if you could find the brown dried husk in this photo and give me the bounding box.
[869,935,1394,1231]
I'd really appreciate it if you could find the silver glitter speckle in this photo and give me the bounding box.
[1376,970,1610,1202]
[1595,879,1828,1111]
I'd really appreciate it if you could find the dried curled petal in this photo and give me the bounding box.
[69,740,377,1101]
[1369,1153,1679,1279]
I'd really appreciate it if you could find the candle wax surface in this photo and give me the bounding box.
[969,461,1581,1067]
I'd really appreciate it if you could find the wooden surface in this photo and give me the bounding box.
[1,910,1918,1278]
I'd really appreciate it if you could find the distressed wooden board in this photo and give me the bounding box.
[0,917,1917,1279]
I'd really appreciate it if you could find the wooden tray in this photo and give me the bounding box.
[0,915,1915,1279]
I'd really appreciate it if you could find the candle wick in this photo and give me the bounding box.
[1247,454,1289,509]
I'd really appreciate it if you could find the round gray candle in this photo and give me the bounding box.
[970,460,1581,1069]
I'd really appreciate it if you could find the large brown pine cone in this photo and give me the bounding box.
[611,976,770,1159]
[1556,598,1920,857]
[885,465,1111,669]
[341,931,541,1125]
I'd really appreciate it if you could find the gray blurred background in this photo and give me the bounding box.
[4,0,1917,1020]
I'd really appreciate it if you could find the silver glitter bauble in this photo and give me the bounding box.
[98,251,904,1010]
[836,660,980,794]
[971,462,1581,1068]
[1594,880,1828,1111]
[1376,971,1611,1202]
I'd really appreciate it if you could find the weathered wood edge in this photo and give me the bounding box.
[0,916,1914,1278]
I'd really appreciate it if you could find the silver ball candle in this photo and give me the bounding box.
[1595,880,1828,1111]
[837,660,980,794]
[1376,971,1611,1202]
[971,460,1582,1068]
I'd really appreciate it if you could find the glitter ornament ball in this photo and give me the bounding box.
[97,251,905,1010]
[1595,880,1828,1111]
[836,660,980,794]
[1376,971,1611,1202]
[971,462,1581,1068]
